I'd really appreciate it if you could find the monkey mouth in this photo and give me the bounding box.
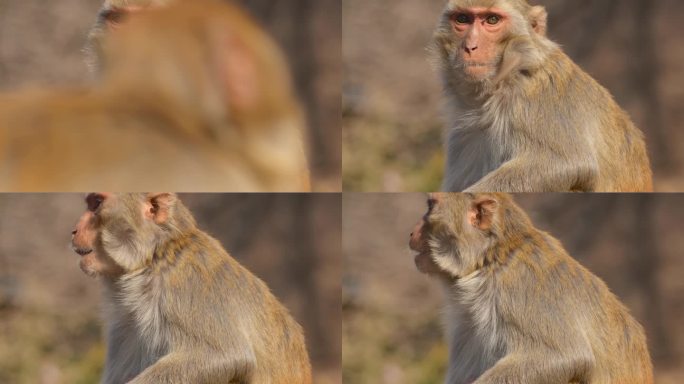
[459,61,496,81]
[462,61,493,68]
[74,247,93,256]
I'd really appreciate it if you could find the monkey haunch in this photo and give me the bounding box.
[434,0,653,192]
[410,193,653,384]
[71,193,312,384]
[0,0,309,192]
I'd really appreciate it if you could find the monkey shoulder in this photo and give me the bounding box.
[490,234,597,307]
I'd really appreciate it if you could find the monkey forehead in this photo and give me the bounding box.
[445,0,529,13]
[105,0,173,8]
[449,6,509,17]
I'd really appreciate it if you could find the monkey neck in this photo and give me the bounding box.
[460,211,538,278]
[149,228,202,269]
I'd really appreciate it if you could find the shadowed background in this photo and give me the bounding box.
[0,0,341,191]
[343,193,684,384]
[0,194,341,384]
[343,0,684,192]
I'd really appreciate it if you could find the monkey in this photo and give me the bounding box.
[0,0,310,192]
[433,0,653,192]
[71,192,313,384]
[409,193,654,384]
[84,0,193,73]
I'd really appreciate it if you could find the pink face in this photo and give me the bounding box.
[449,7,510,79]
[409,194,445,275]
[71,193,123,277]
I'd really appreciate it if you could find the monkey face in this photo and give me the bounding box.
[86,0,174,71]
[447,6,512,80]
[72,193,124,277]
[410,193,505,278]
[71,193,182,277]
[409,193,449,275]
[437,1,547,84]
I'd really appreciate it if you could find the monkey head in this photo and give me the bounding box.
[86,0,171,69]
[433,0,550,85]
[88,0,301,139]
[409,193,515,278]
[71,193,195,278]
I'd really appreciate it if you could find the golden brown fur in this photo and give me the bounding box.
[71,193,312,384]
[0,0,309,192]
[410,193,654,384]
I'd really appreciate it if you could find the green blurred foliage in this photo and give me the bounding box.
[343,117,443,192]
[0,309,103,384]
[343,305,446,384]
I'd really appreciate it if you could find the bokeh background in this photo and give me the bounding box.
[0,194,341,384]
[343,193,684,384]
[0,0,341,191]
[343,0,684,192]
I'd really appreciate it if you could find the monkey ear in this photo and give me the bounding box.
[214,30,261,113]
[467,196,498,231]
[529,6,548,36]
[145,193,178,224]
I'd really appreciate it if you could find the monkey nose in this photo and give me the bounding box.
[465,45,478,53]
[72,230,77,235]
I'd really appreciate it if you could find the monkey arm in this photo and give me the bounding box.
[126,350,256,384]
[472,350,595,384]
[464,153,597,192]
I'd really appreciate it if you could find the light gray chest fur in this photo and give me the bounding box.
[443,274,505,384]
[441,95,511,192]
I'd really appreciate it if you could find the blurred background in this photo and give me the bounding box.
[0,194,341,384]
[0,0,341,191]
[343,193,684,384]
[343,0,684,192]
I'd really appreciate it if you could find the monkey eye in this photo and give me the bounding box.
[101,8,129,27]
[86,193,106,212]
[452,13,472,24]
[427,198,437,211]
[485,14,501,25]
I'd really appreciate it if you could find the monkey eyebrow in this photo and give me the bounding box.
[99,8,127,24]
[450,7,507,19]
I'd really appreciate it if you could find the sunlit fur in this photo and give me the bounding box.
[411,193,654,384]
[0,0,310,192]
[432,0,653,192]
[71,193,312,384]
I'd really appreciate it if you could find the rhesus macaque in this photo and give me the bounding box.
[433,0,653,192]
[71,193,312,384]
[0,0,309,192]
[409,193,654,384]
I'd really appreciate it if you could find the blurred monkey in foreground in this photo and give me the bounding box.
[0,0,309,191]
[434,0,652,192]
[409,193,653,384]
[71,193,312,384]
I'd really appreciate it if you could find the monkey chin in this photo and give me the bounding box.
[78,252,123,278]
[414,252,443,275]
[461,62,496,82]
[79,255,101,278]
